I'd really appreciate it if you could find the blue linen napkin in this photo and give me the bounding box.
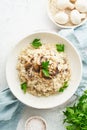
[0,23,87,130]
[59,24,87,96]
[0,88,24,130]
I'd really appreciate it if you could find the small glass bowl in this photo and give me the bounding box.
[25,116,47,130]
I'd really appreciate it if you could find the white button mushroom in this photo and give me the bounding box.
[75,0,87,13]
[54,12,69,25]
[57,0,74,10]
[70,10,86,25]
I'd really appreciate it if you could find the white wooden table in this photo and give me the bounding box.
[0,0,59,91]
[0,0,75,130]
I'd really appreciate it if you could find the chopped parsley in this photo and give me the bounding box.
[21,82,27,93]
[41,61,50,77]
[56,44,64,52]
[59,81,68,92]
[31,39,42,48]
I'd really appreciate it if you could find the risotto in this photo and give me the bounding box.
[17,39,71,96]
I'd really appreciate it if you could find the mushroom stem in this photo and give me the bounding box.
[68,2,75,9]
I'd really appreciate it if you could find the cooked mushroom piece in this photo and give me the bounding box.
[25,62,32,71]
[50,66,59,76]
[33,64,40,72]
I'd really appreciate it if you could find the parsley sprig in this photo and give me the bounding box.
[31,39,42,49]
[59,81,68,92]
[21,82,27,93]
[56,44,64,52]
[41,61,50,77]
[63,90,87,130]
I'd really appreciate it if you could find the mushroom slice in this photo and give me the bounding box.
[33,64,40,72]
[25,62,32,71]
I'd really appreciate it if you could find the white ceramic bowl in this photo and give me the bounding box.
[25,116,47,130]
[47,0,87,29]
[6,31,82,109]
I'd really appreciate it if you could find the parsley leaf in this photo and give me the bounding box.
[41,61,50,77]
[21,82,27,93]
[59,81,68,92]
[63,90,87,130]
[56,44,64,52]
[42,61,49,69]
[31,39,42,48]
[42,69,50,77]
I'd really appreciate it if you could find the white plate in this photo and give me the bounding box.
[47,0,87,29]
[6,31,82,109]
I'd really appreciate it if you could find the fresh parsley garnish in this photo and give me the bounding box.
[56,44,64,52]
[41,61,50,77]
[21,82,27,93]
[42,61,49,69]
[31,39,42,48]
[63,90,87,130]
[42,69,50,77]
[59,81,68,92]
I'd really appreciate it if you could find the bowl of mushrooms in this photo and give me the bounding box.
[47,0,87,28]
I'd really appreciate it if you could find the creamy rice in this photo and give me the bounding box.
[17,42,71,96]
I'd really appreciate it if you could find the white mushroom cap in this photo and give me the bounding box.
[57,0,74,10]
[54,12,69,25]
[75,0,87,13]
[70,10,86,25]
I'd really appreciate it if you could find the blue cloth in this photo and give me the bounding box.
[0,88,24,130]
[59,23,87,96]
[0,23,87,130]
